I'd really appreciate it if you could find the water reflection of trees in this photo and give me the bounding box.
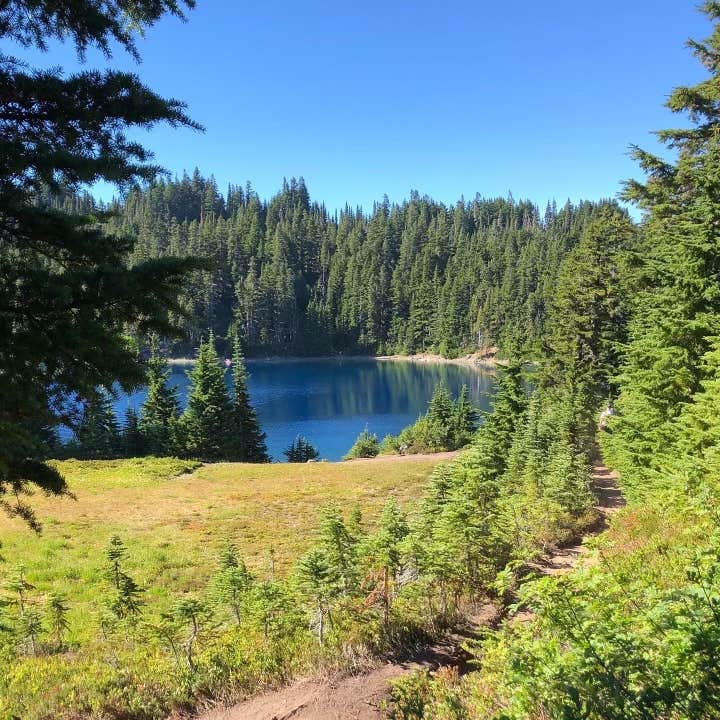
[163,360,497,422]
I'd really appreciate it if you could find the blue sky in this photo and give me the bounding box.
[16,1,712,212]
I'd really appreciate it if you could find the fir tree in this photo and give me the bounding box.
[343,428,380,460]
[604,2,720,496]
[139,342,180,456]
[427,383,454,429]
[0,0,203,525]
[103,536,144,630]
[317,505,360,594]
[74,391,121,459]
[284,435,320,463]
[46,593,69,651]
[212,542,254,624]
[294,546,339,645]
[453,385,479,447]
[179,333,233,462]
[228,335,269,462]
[121,407,146,457]
[360,497,409,626]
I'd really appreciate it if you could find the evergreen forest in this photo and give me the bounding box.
[42,183,622,358]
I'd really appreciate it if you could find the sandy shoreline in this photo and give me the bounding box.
[167,351,498,367]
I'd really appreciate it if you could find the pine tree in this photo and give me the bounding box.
[294,546,339,645]
[212,542,254,624]
[284,435,320,463]
[545,207,636,407]
[360,497,409,626]
[139,342,180,456]
[0,0,203,525]
[427,383,454,428]
[172,597,210,671]
[228,335,269,462]
[75,391,121,459]
[343,428,380,460]
[603,2,720,495]
[179,333,233,462]
[452,385,479,447]
[47,593,70,651]
[317,505,360,594]
[104,536,144,624]
[121,407,146,457]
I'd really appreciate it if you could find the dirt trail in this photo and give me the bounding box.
[194,461,622,720]
[540,462,623,577]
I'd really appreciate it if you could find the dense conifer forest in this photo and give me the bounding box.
[41,183,622,357]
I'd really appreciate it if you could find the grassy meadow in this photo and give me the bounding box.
[0,455,441,650]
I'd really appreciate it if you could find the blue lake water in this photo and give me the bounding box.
[112,358,496,462]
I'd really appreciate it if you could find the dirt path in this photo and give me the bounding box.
[540,461,623,576]
[194,603,499,720]
[194,461,622,720]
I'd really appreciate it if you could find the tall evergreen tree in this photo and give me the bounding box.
[179,333,233,462]
[139,342,180,456]
[121,407,146,457]
[0,0,203,525]
[453,385,479,447]
[604,1,720,496]
[545,207,636,407]
[284,435,319,463]
[74,391,121,459]
[228,335,268,462]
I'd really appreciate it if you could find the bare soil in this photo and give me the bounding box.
[193,460,622,720]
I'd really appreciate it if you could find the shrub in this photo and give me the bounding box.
[343,429,380,460]
[284,435,320,462]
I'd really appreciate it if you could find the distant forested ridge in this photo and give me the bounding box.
[42,178,625,357]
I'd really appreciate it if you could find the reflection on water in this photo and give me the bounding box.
[113,358,496,461]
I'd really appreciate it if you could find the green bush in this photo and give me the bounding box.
[380,385,479,455]
[343,429,380,460]
[284,435,320,463]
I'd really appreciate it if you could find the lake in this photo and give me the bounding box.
[113,358,496,461]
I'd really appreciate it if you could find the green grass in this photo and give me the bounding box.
[0,455,442,645]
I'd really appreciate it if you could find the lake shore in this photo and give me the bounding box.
[167,351,498,367]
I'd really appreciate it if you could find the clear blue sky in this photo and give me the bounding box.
[17,1,712,212]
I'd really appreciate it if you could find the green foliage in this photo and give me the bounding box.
[545,207,638,405]
[284,435,320,463]
[343,428,380,460]
[172,596,211,671]
[227,334,269,462]
[72,391,121,459]
[360,497,409,625]
[138,342,181,456]
[398,8,720,719]
[121,407,147,457]
[92,173,620,359]
[46,593,69,651]
[104,536,144,624]
[0,0,203,526]
[386,668,467,720]
[382,383,479,454]
[212,542,254,624]
[178,333,234,462]
[294,547,340,644]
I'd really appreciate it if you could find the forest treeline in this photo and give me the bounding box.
[42,182,623,358]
